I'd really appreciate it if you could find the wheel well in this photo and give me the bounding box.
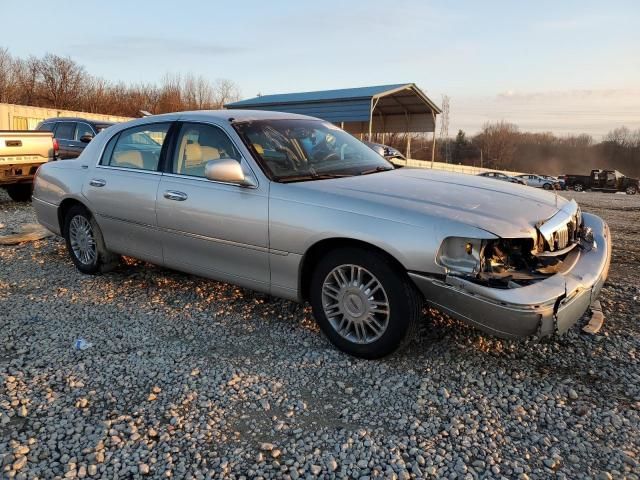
[298,238,406,301]
[58,198,88,235]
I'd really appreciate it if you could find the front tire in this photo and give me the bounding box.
[543,183,552,190]
[5,184,32,202]
[63,205,119,274]
[626,185,637,195]
[574,183,584,192]
[309,247,422,359]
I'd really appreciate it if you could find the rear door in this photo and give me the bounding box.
[52,122,77,159]
[82,122,173,264]
[156,121,269,291]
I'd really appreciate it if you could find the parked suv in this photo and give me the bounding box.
[36,118,114,159]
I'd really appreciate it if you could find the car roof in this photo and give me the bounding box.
[40,117,115,126]
[104,109,329,133]
[179,109,321,122]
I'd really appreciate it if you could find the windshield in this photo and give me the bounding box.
[233,119,393,182]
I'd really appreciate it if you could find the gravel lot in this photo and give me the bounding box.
[1,189,639,480]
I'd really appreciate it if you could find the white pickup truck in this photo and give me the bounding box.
[1,131,58,201]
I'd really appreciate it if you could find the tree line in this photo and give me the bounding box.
[0,48,241,117]
[383,122,640,178]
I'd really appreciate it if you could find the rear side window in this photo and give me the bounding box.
[55,122,76,140]
[101,123,171,171]
[37,122,55,132]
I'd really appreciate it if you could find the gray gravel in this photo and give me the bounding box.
[1,189,639,479]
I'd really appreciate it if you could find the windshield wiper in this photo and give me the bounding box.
[277,172,353,183]
[359,166,394,175]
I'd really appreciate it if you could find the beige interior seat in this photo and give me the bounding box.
[184,143,203,168]
[200,146,220,162]
[112,150,144,168]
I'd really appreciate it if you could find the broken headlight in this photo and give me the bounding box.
[437,237,484,274]
[438,237,558,288]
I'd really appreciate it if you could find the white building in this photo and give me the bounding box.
[0,103,132,130]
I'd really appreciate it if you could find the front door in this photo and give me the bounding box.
[82,122,172,264]
[156,122,269,291]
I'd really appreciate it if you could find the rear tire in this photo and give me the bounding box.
[309,247,422,359]
[574,183,584,192]
[5,184,32,202]
[63,205,119,274]
[626,185,637,195]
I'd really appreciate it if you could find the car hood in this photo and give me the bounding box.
[274,168,569,238]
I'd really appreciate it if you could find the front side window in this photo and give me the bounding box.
[104,123,170,171]
[55,122,76,140]
[233,119,392,182]
[172,123,241,178]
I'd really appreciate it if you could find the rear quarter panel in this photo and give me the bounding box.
[32,160,90,235]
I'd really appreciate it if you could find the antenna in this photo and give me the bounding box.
[440,95,451,163]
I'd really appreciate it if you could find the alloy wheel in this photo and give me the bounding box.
[69,215,97,265]
[321,264,390,344]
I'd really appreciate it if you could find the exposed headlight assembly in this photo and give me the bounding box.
[437,237,484,274]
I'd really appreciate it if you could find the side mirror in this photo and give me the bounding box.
[80,134,94,143]
[204,159,256,187]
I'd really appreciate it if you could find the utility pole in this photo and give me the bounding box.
[439,95,451,163]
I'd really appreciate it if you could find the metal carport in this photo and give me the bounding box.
[225,83,441,159]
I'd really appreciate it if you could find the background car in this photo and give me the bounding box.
[515,174,561,190]
[364,141,407,166]
[37,118,114,159]
[540,174,564,189]
[477,171,526,185]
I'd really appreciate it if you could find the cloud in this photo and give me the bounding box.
[69,36,246,61]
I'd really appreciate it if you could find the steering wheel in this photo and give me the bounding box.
[320,151,341,163]
[311,142,341,163]
[273,147,299,171]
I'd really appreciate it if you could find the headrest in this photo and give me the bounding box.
[184,143,203,167]
[113,150,143,168]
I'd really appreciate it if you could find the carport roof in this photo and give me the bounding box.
[225,83,441,132]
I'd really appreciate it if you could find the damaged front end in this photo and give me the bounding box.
[410,201,611,339]
[438,200,591,290]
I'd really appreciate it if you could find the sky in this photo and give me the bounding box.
[2,0,639,138]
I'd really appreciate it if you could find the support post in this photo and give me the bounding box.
[431,110,437,168]
[369,97,380,141]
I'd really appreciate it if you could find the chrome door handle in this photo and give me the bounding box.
[164,190,188,201]
[89,178,106,187]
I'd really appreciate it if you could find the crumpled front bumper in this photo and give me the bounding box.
[409,212,612,338]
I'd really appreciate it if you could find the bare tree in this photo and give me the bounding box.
[474,121,520,169]
[212,78,241,108]
[0,47,14,103]
[604,126,639,148]
[37,54,88,108]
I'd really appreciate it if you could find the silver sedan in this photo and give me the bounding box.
[32,110,611,358]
